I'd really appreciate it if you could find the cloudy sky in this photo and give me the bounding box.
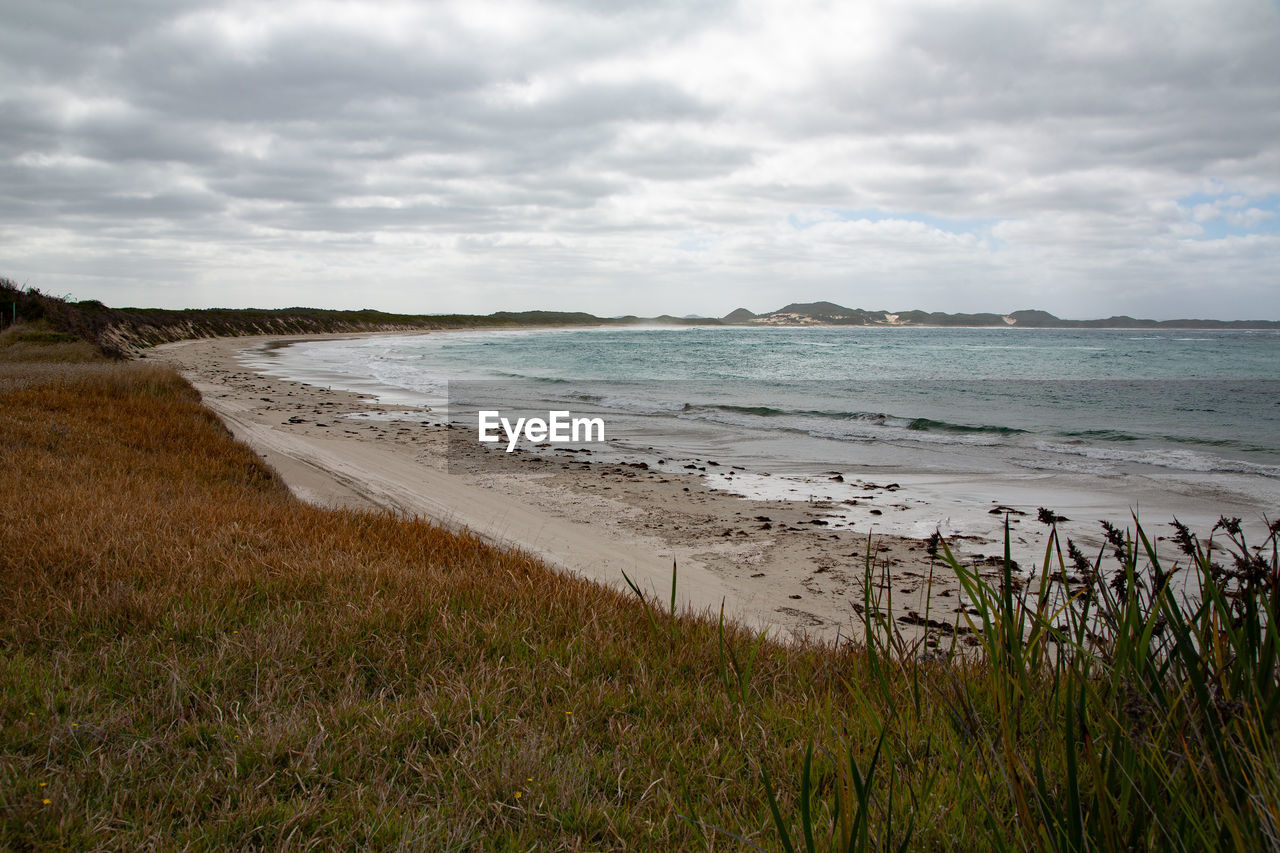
[2,0,1278,319]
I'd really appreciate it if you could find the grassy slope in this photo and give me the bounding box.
[0,354,999,849]
[3,342,1276,851]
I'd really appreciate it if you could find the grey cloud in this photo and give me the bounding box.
[727,180,869,208]
[118,32,490,124]
[71,113,222,166]
[239,201,499,234]
[0,94,65,157]
[207,163,362,205]
[592,136,754,182]
[480,80,713,133]
[61,189,223,222]
[0,0,195,80]
[1,0,1277,318]
[778,1,1280,191]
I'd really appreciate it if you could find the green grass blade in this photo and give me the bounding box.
[761,763,797,853]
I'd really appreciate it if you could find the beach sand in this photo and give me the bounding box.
[150,334,1012,646]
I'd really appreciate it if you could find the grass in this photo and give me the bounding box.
[946,510,1280,851]
[0,323,107,364]
[0,352,944,849]
[1,340,1276,850]
[753,511,1280,852]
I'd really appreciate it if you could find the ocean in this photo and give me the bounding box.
[247,326,1280,554]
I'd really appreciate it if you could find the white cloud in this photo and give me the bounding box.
[1,0,1278,319]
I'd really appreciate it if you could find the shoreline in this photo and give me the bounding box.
[152,334,997,645]
[242,330,1280,549]
[151,330,1277,645]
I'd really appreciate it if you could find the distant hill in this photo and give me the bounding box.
[1005,309,1058,326]
[774,302,880,324]
[651,314,718,326]
[775,301,858,318]
[731,302,1280,330]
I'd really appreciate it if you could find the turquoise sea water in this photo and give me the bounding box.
[275,326,1280,478]
[254,326,1280,549]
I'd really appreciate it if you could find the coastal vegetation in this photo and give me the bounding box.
[2,302,1277,849]
[757,513,1280,851]
[0,278,717,360]
[5,279,1275,363]
[0,278,608,359]
[3,345,922,849]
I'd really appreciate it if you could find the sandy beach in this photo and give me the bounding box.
[150,333,1016,646]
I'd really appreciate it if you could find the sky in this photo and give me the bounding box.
[2,0,1278,320]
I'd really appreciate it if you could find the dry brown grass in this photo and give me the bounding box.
[0,324,107,366]
[4,356,970,849]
